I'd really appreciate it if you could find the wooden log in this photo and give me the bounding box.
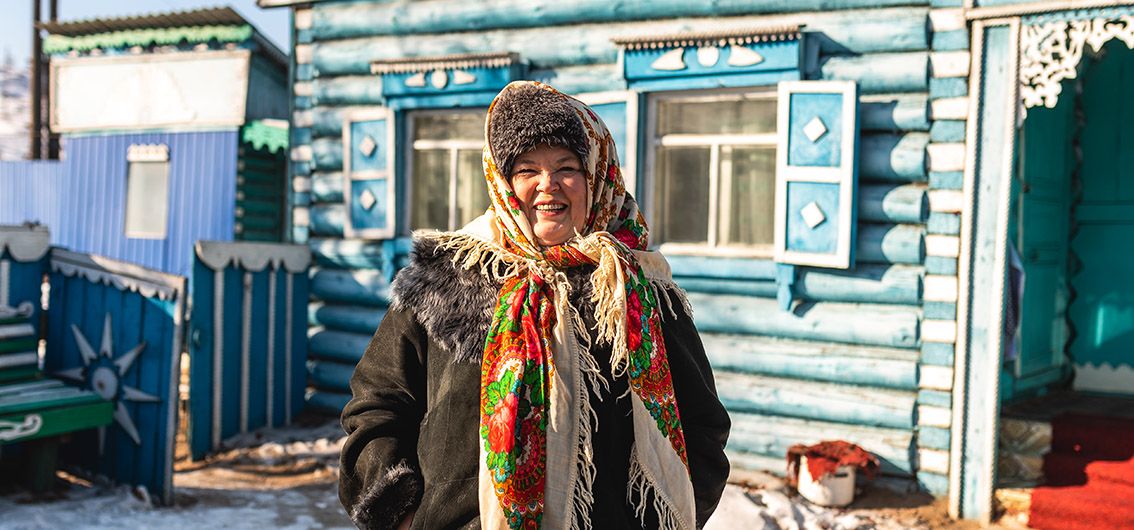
[860,132,929,183]
[859,183,929,224]
[726,411,916,474]
[310,7,929,75]
[860,94,930,132]
[674,263,922,306]
[820,52,928,94]
[309,204,345,237]
[310,237,390,269]
[667,255,776,281]
[313,75,381,106]
[312,2,927,45]
[308,328,372,364]
[306,389,350,413]
[529,64,625,95]
[311,171,344,202]
[687,293,920,348]
[310,266,392,306]
[856,223,925,265]
[312,137,342,172]
[702,334,918,389]
[716,372,917,429]
[307,358,356,392]
[310,301,386,335]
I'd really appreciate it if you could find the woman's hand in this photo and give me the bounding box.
[396,509,416,530]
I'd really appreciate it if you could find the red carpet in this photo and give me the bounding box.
[1028,414,1134,530]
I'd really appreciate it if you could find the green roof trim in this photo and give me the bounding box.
[242,120,289,154]
[44,24,253,54]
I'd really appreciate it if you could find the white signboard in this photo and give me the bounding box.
[50,50,251,133]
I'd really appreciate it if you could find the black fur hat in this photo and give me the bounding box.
[487,83,590,178]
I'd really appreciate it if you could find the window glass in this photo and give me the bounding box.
[455,149,489,227]
[124,160,170,239]
[722,146,776,246]
[655,146,711,244]
[410,149,449,230]
[657,97,776,136]
[413,112,485,142]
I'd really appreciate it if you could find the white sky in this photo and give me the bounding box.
[0,0,291,67]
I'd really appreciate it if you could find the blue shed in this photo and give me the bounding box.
[0,7,291,277]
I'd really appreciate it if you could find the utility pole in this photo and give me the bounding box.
[29,0,41,159]
[46,0,58,159]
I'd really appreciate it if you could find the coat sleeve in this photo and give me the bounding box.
[660,288,732,528]
[339,306,429,530]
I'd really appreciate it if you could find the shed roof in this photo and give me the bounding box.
[38,7,247,37]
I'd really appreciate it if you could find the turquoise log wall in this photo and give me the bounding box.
[290,0,951,494]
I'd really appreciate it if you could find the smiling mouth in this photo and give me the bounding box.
[534,204,567,214]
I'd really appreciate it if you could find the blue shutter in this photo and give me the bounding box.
[343,108,396,239]
[576,91,640,195]
[773,81,859,269]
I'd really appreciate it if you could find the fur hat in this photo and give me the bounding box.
[487,83,590,178]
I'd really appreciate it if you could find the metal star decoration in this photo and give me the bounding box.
[55,313,159,451]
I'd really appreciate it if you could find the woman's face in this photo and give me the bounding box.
[509,144,588,246]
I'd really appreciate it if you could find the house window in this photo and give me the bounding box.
[650,90,777,253]
[124,144,170,239]
[408,110,489,231]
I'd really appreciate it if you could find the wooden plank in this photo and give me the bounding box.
[311,2,927,44]
[927,143,966,173]
[312,76,383,106]
[717,371,916,429]
[667,255,776,281]
[928,188,965,213]
[689,292,920,349]
[861,132,928,183]
[306,389,350,413]
[930,51,971,78]
[922,319,958,344]
[702,334,918,389]
[857,223,925,265]
[309,238,392,269]
[859,183,929,224]
[795,264,923,305]
[920,365,955,391]
[0,379,62,398]
[0,399,112,444]
[926,234,960,258]
[930,96,969,120]
[308,327,373,364]
[726,411,916,475]
[310,204,345,237]
[918,448,951,474]
[918,404,952,428]
[860,94,930,132]
[311,172,344,203]
[309,267,392,307]
[924,275,959,302]
[929,8,967,32]
[309,302,386,335]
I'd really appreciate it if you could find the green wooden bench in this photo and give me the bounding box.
[0,314,113,492]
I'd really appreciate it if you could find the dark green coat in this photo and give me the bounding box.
[339,240,731,529]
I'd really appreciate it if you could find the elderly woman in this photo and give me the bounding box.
[339,81,731,530]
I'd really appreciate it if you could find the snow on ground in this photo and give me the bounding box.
[1,417,980,529]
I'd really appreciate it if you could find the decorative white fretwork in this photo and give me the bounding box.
[0,414,42,442]
[800,201,827,229]
[1021,16,1134,111]
[803,117,828,142]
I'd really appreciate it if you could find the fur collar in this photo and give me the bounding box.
[390,237,596,364]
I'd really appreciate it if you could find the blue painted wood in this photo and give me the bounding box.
[727,411,916,475]
[928,212,961,235]
[314,76,383,106]
[929,170,964,190]
[627,70,800,92]
[925,256,958,276]
[675,263,921,306]
[311,172,344,202]
[311,1,927,43]
[918,389,954,409]
[530,65,625,95]
[688,292,920,348]
[821,52,929,94]
[306,389,351,413]
[717,371,916,429]
[666,255,778,281]
[861,133,928,182]
[308,328,372,364]
[310,238,396,270]
[787,93,845,167]
[924,301,958,320]
[703,334,918,389]
[307,358,355,392]
[247,271,271,432]
[932,29,971,52]
[380,65,523,99]
[45,249,186,505]
[921,342,956,367]
[589,101,628,167]
[860,95,930,132]
[930,120,967,143]
[385,92,503,111]
[857,224,925,265]
[860,184,928,224]
[786,182,841,254]
[0,228,49,336]
[310,204,345,236]
[309,303,386,335]
[348,119,388,173]
[310,267,392,306]
[930,77,969,99]
[919,471,949,496]
[624,40,799,82]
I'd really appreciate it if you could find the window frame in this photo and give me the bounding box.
[342,106,397,240]
[124,144,171,240]
[403,108,488,232]
[644,86,779,258]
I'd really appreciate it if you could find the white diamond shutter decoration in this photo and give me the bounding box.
[343,107,397,239]
[773,80,860,270]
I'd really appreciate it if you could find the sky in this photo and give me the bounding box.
[0,0,291,67]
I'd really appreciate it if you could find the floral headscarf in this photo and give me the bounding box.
[428,81,696,530]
